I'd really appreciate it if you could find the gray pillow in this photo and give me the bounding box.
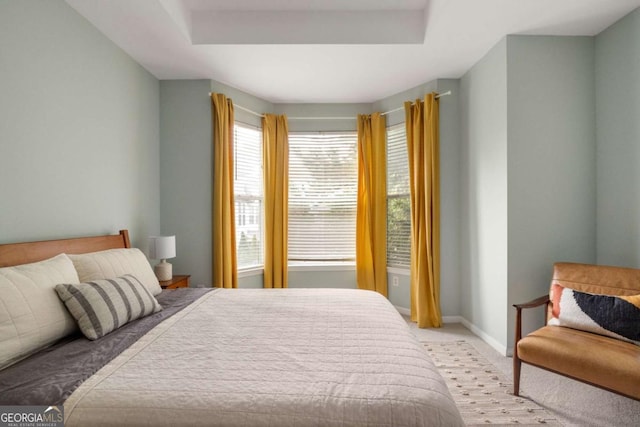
[56,274,162,340]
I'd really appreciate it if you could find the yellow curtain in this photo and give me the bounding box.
[262,114,289,288]
[356,113,388,296]
[211,93,238,289]
[405,94,441,327]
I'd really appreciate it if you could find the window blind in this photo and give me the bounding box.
[387,124,411,267]
[288,132,358,262]
[234,123,263,269]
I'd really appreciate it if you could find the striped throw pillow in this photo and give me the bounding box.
[55,274,162,340]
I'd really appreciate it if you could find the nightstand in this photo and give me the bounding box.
[159,275,191,290]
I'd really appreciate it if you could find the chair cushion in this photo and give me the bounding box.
[517,326,640,400]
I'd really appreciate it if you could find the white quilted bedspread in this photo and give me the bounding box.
[65,289,463,426]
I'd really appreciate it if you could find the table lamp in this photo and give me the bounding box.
[148,235,176,281]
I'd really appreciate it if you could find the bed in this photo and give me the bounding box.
[0,230,463,426]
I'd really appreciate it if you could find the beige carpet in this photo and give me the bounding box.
[424,341,561,426]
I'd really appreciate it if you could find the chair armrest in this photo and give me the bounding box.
[513,295,551,357]
[513,295,550,310]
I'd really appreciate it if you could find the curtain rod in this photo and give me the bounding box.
[207,90,452,120]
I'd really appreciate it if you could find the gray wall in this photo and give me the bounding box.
[459,35,597,353]
[506,36,597,347]
[436,79,462,319]
[459,39,509,350]
[159,80,212,286]
[0,0,160,249]
[275,103,369,132]
[595,8,640,268]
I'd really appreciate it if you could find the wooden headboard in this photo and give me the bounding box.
[0,230,131,268]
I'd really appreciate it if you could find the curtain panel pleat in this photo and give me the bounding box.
[356,113,388,296]
[211,93,238,289]
[405,94,442,327]
[262,114,289,288]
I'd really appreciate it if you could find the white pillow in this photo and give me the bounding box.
[68,248,161,296]
[0,254,80,370]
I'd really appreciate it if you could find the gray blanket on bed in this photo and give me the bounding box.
[0,288,211,405]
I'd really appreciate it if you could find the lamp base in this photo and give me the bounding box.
[154,260,172,281]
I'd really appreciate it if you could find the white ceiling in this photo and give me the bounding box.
[65,0,640,103]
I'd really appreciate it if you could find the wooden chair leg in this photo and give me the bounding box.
[513,355,521,396]
[513,305,523,397]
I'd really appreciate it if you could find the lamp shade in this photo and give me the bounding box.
[148,235,176,260]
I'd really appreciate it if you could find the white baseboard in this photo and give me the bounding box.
[394,306,411,316]
[393,306,512,356]
[394,308,463,325]
[458,317,510,356]
[442,315,463,323]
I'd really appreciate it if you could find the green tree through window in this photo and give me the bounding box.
[387,124,411,267]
